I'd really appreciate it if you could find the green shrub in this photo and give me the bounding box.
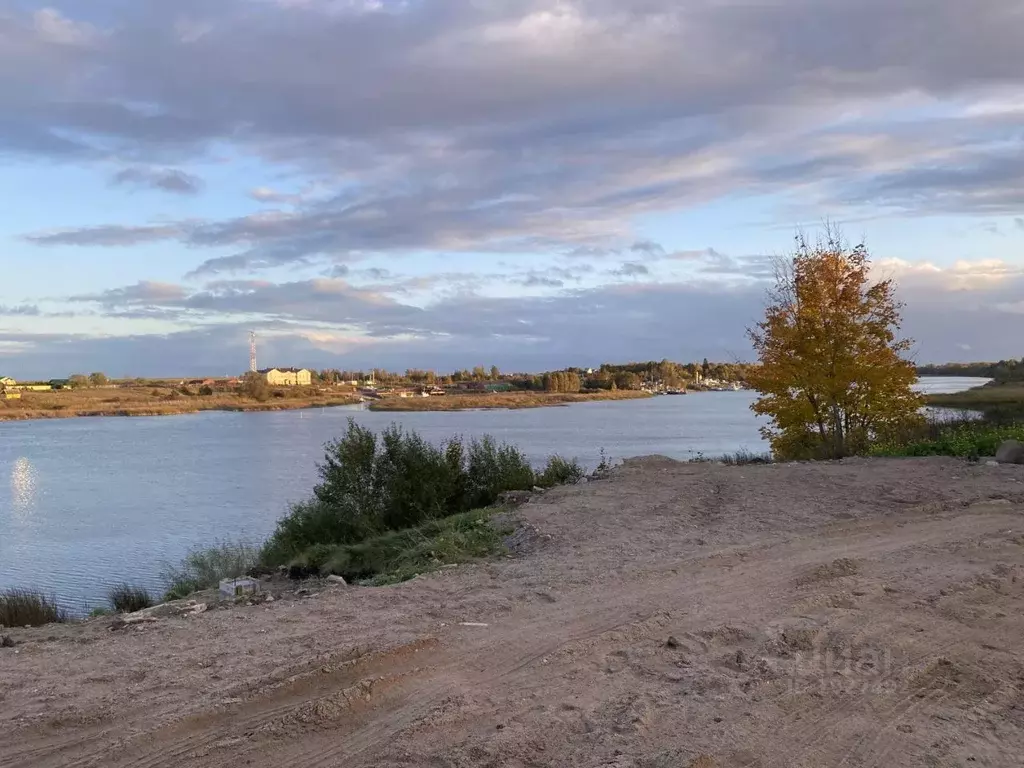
[261,420,577,567]
[870,418,1024,459]
[198,385,214,396]
[89,607,111,618]
[536,455,585,486]
[689,450,773,465]
[161,540,260,601]
[0,589,68,627]
[108,583,153,613]
[309,508,512,585]
[719,450,774,465]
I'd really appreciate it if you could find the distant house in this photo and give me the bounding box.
[258,368,312,386]
[394,388,429,399]
[0,377,15,388]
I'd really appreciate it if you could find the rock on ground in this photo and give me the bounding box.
[996,439,1024,465]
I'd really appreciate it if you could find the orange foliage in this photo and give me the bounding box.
[747,230,923,460]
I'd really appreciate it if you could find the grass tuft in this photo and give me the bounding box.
[287,508,513,585]
[689,449,774,465]
[0,589,68,627]
[108,583,154,613]
[161,540,261,601]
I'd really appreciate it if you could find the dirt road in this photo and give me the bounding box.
[4,457,1024,767]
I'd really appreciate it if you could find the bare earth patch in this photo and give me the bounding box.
[3,457,1024,767]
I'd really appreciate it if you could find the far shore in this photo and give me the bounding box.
[0,385,659,423]
[0,391,363,423]
[367,389,653,411]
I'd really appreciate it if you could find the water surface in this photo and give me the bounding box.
[0,377,989,607]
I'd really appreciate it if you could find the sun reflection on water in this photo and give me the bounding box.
[10,457,38,520]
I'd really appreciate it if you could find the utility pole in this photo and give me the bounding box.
[249,331,257,373]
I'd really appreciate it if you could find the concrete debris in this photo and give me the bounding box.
[326,575,348,585]
[219,578,260,598]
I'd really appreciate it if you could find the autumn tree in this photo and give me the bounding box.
[614,371,641,390]
[747,230,922,460]
[240,371,271,402]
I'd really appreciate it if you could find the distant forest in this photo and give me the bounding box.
[917,358,1024,382]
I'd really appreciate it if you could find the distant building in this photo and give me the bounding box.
[0,377,15,387]
[258,368,312,386]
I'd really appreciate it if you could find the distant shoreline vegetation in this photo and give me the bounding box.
[0,359,753,423]
[916,359,1023,382]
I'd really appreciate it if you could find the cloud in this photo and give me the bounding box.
[6,1,1024,272]
[614,262,650,278]
[518,274,564,288]
[68,277,424,330]
[249,187,305,204]
[25,224,182,247]
[111,167,203,195]
[0,304,41,316]
[2,252,1021,378]
[3,1,1024,374]
[71,281,190,307]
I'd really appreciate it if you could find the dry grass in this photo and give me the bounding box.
[926,382,1024,408]
[0,383,361,422]
[926,382,1024,422]
[368,390,652,412]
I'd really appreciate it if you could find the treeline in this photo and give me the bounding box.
[316,359,752,391]
[917,358,1024,383]
[318,367,501,386]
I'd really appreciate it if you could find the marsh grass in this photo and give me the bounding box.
[0,589,68,627]
[108,583,154,613]
[161,540,261,601]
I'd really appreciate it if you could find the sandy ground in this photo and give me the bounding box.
[3,456,1024,767]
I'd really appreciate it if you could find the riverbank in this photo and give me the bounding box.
[0,386,362,422]
[4,457,1024,767]
[368,389,653,411]
[925,381,1024,418]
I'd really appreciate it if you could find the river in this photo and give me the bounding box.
[0,376,989,609]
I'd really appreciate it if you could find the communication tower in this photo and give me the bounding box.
[249,331,257,373]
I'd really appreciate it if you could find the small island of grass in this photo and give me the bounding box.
[368,389,653,412]
[924,381,1024,421]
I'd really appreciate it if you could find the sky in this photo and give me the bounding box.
[1,0,1022,379]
